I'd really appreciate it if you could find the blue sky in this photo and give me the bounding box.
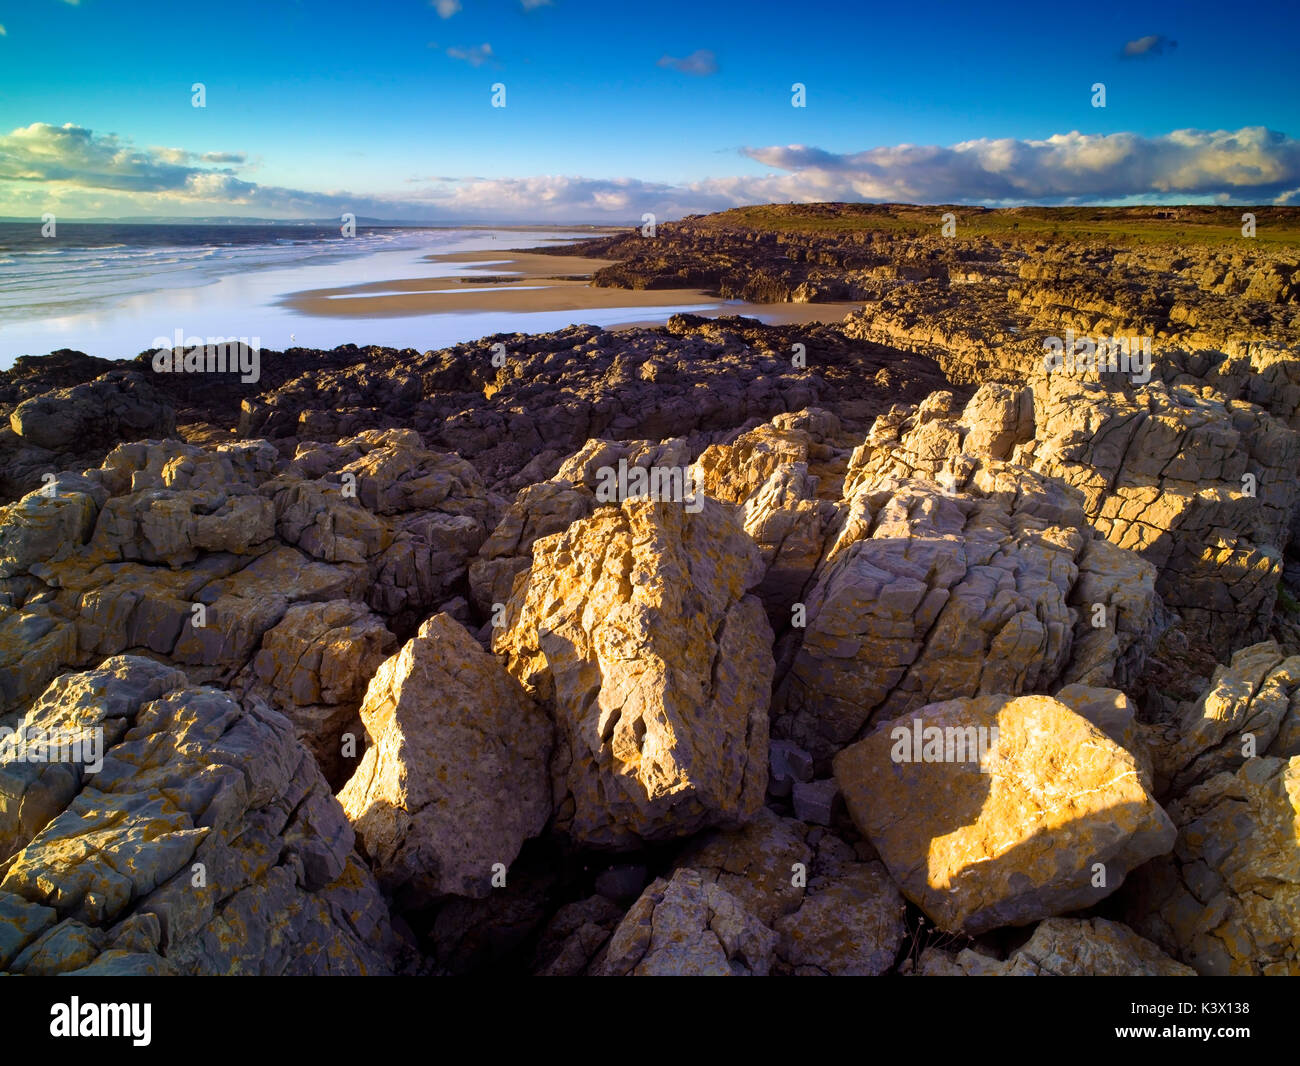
[1,0,1298,219]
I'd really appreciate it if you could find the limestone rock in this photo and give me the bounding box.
[792,779,840,825]
[1024,368,1298,647]
[768,739,814,798]
[555,437,694,489]
[692,422,817,505]
[773,860,907,976]
[844,365,1300,651]
[1126,755,1300,975]
[591,868,778,976]
[469,436,711,617]
[664,809,906,975]
[911,917,1194,976]
[834,691,1176,935]
[1146,640,1300,797]
[469,479,595,615]
[339,614,552,905]
[0,431,489,726]
[533,895,626,976]
[234,599,397,789]
[0,656,402,975]
[1059,536,1162,691]
[773,478,1098,766]
[739,465,843,627]
[1052,684,1155,791]
[9,371,174,453]
[494,497,773,847]
[673,807,812,925]
[0,474,105,578]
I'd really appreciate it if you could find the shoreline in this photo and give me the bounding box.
[277,245,866,329]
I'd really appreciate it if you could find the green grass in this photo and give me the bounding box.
[692,203,1300,249]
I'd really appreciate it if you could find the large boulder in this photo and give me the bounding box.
[772,475,1155,767]
[494,496,774,847]
[591,868,778,976]
[8,371,174,453]
[833,690,1175,935]
[339,614,552,906]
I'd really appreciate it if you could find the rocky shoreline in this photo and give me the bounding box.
[2,206,1299,976]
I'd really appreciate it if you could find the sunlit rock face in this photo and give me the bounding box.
[493,496,774,848]
[841,357,1300,652]
[1124,641,1300,975]
[338,613,552,907]
[833,691,1175,936]
[0,656,402,976]
[0,430,491,740]
[771,475,1157,769]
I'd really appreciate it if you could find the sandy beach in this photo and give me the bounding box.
[278,245,866,328]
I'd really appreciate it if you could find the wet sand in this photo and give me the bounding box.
[279,247,865,328]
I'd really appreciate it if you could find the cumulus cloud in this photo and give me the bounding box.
[739,128,1300,204]
[1123,34,1177,57]
[150,146,248,166]
[0,123,358,215]
[446,42,493,66]
[433,0,461,17]
[413,175,690,216]
[5,122,1300,222]
[657,49,718,76]
[0,124,238,193]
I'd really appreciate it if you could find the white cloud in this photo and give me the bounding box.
[149,146,248,166]
[657,49,717,76]
[445,42,493,67]
[5,122,1300,222]
[433,0,461,17]
[738,128,1300,204]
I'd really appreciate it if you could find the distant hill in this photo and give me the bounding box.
[678,202,1300,247]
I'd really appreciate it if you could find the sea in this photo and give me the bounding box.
[0,222,715,370]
